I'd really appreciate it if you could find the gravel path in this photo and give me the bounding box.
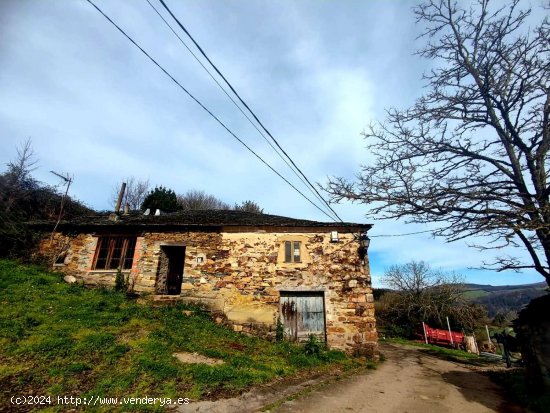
[270,343,522,413]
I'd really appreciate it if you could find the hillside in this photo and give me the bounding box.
[462,282,547,317]
[374,281,548,319]
[0,260,358,412]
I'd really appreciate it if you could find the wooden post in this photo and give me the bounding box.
[115,182,126,214]
[446,316,454,346]
[49,171,72,246]
[472,331,479,355]
[422,322,428,344]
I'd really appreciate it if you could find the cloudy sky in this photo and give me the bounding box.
[0,0,544,286]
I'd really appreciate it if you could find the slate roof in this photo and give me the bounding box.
[30,209,371,232]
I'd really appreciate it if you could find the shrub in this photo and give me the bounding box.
[114,269,127,292]
[275,318,284,342]
[303,335,321,357]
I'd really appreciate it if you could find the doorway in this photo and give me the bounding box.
[279,291,326,342]
[157,246,185,295]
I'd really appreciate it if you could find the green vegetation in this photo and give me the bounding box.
[0,260,359,411]
[461,282,547,319]
[275,318,284,342]
[461,289,489,300]
[0,139,91,259]
[141,186,181,213]
[384,338,490,366]
[303,335,321,357]
[375,261,488,339]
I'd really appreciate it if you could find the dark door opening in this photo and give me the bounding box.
[161,246,185,295]
[279,291,326,343]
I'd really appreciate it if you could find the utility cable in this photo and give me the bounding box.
[156,0,344,223]
[144,0,339,222]
[369,229,435,237]
[85,0,337,221]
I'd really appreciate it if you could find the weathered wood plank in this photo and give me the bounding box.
[280,292,325,342]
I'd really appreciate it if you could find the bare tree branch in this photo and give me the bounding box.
[325,0,550,285]
[110,177,150,210]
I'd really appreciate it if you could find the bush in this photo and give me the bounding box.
[275,318,284,342]
[303,335,321,357]
[382,323,414,339]
[114,269,127,292]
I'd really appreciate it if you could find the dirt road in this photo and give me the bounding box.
[270,343,521,413]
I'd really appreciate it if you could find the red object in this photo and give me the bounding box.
[424,324,464,347]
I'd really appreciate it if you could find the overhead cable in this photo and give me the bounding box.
[144,0,340,222]
[156,0,344,223]
[369,229,435,237]
[85,0,337,221]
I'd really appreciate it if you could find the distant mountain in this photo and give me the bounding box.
[463,281,548,317]
[373,281,548,320]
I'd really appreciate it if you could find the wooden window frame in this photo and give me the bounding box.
[284,241,302,263]
[92,236,137,270]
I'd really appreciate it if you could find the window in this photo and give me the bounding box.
[284,241,301,263]
[54,252,67,266]
[92,236,136,270]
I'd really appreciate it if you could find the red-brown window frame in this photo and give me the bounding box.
[92,236,137,270]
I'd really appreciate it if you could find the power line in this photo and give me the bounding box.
[85,0,336,221]
[144,0,339,222]
[369,229,435,237]
[145,0,339,222]
[156,0,344,223]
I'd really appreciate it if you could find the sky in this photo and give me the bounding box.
[0,0,545,287]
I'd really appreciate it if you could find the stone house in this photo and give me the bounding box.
[36,210,377,356]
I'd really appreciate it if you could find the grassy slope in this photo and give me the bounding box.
[0,260,359,412]
[383,337,484,365]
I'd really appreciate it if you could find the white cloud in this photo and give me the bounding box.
[0,0,544,286]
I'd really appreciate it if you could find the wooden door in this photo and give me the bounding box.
[279,292,326,342]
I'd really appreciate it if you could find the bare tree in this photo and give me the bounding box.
[325,0,550,285]
[5,138,37,189]
[378,261,486,332]
[177,189,230,210]
[49,171,72,245]
[110,177,150,211]
[1,140,90,258]
[1,138,38,239]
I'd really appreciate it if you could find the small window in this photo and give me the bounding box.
[54,252,68,266]
[93,236,136,270]
[284,241,301,263]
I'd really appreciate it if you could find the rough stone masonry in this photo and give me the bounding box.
[35,210,378,356]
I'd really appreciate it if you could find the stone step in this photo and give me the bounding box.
[151,295,184,305]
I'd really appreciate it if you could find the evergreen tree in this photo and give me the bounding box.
[141,186,181,212]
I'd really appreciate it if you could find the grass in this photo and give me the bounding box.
[462,289,489,299]
[383,337,493,366]
[0,260,361,412]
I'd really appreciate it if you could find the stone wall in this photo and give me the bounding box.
[38,229,377,355]
[514,294,550,394]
